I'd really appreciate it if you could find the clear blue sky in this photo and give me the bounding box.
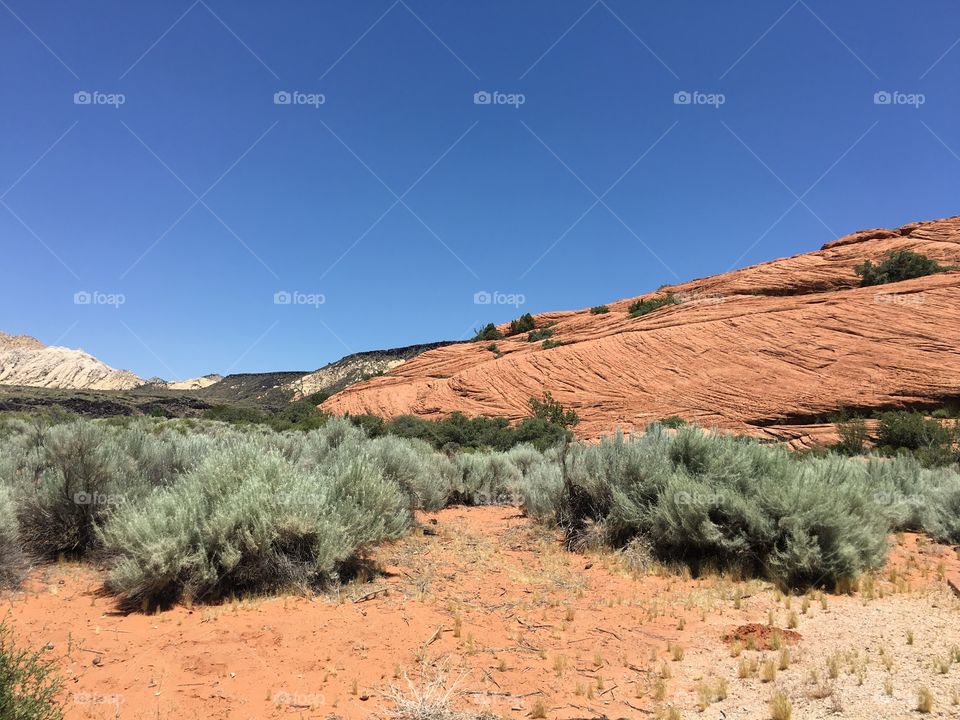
[1,1,958,379]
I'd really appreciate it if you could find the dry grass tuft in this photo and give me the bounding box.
[769,690,792,720]
[386,667,475,720]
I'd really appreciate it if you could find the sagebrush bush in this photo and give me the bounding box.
[366,435,454,512]
[2,412,959,601]
[556,426,897,588]
[0,620,63,720]
[0,487,26,589]
[453,451,522,505]
[100,445,412,607]
[517,460,564,521]
[13,421,125,559]
[920,474,960,544]
[7,420,213,561]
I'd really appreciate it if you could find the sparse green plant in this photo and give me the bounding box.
[508,313,536,336]
[589,305,609,315]
[0,620,63,720]
[659,416,687,429]
[855,249,945,287]
[834,417,868,456]
[528,392,579,429]
[472,323,503,342]
[629,292,679,318]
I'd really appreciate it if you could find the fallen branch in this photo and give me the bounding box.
[353,588,389,603]
[592,627,621,641]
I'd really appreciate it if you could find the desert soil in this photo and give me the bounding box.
[4,506,960,719]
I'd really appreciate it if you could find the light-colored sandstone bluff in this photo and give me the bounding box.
[323,216,960,446]
[0,333,143,391]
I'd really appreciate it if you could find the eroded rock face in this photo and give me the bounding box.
[323,216,960,445]
[0,333,143,390]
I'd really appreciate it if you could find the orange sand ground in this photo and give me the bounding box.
[5,507,960,719]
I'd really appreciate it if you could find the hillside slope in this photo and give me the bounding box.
[323,217,960,444]
[0,333,142,391]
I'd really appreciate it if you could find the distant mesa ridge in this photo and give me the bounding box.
[320,215,960,447]
[4,215,960,449]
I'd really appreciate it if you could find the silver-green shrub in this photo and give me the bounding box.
[365,436,453,511]
[453,451,522,505]
[554,426,940,588]
[0,485,26,588]
[14,421,126,559]
[516,459,563,521]
[99,444,411,607]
